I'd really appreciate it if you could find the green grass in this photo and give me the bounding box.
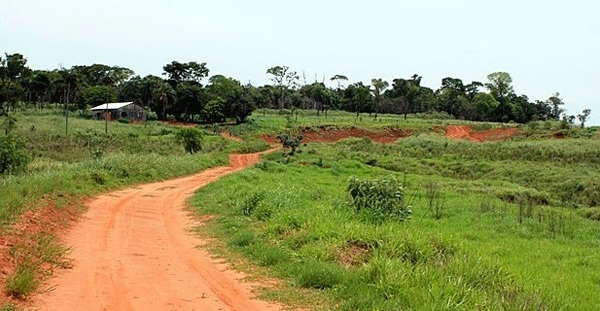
[0,109,243,303]
[0,109,243,227]
[3,108,600,309]
[190,133,600,310]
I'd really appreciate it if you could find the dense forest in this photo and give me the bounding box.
[0,52,592,126]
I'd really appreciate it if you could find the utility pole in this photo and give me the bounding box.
[105,94,109,134]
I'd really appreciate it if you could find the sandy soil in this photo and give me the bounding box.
[445,125,518,142]
[30,150,280,311]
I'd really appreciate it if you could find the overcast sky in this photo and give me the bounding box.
[1,0,598,124]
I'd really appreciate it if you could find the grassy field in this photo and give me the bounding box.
[189,113,600,310]
[2,108,599,310]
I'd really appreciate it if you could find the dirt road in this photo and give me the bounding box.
[32,150,281,311]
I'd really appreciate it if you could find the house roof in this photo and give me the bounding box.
[90,102,134,111]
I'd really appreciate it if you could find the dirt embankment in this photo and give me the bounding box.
[261,125,411,144]
[10,149,281,311]
[445,125,518,142]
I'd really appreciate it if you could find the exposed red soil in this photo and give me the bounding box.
[445,125,518,142]
[0,196,83,306]
[261,126,411,144]
[221,131,244,142]
[4,149,282,311]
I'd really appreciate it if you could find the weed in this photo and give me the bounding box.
[240,192,263,216]
[0,301,19,311]
[288,259,344,289]
[229,231,256,248]
[347,176,412,223]
[425,180,445,219]
[5,264,37,299]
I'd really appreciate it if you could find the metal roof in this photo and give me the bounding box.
[90,102,134,111]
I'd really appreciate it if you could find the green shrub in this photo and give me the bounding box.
[176,128,203,154]
[0,134,30,175]
[75,129,114,159]
[347,176,412,223]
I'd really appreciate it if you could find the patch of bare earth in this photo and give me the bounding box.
[445,125,518,142]
[261,125,411,144]
[0,195,83,307]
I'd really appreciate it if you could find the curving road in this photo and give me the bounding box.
[32,150,280,311]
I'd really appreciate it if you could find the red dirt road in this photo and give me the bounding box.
[31,151,280,311]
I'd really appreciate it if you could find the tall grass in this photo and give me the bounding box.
[190,135,600,310]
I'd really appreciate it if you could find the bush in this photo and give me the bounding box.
[75,129,114,159]
[0,134,30,175]
[176,128,203,154]
[347,176,412,223]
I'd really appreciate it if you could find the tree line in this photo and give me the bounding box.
[0,52,592,126]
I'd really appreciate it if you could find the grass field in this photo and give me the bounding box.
[2,108,599,310]
[189,112,600,310]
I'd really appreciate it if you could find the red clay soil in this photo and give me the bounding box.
[25,149,281,311]
[261,125,411,144]
[221,131,244,142]
[445,125,518,142]
[0,197,81,305]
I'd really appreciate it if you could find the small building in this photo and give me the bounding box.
[91,102,147,121]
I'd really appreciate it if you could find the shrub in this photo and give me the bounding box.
[0,133,30,175]
[176,128,203,154]
[276,133,303,156]
[75,129,114,159]
[347,176,412,223]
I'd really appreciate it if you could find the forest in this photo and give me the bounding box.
[0,52,592,126]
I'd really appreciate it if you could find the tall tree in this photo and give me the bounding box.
[370,78,389,119]
[0,53,29,112]
[330,74,348,89]
[547,92,565,120]
[486,72,515,121]
[266,65,299,113]
[578,109,591,128]
[163,61,209,86]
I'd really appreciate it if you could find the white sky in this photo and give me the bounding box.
[1,0,598,124]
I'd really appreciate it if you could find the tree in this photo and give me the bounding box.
[472,93,499,121]
[174,82,204,121]
[266,66,299,113]
[438,77,466,118]
[0,53,29,112]
[342,82,373,119]
[578,109,591,128]
[163,61,209,85]
[71,64,134,87]
[79,85,118,110]
[486,72,515,121]
[547,92,565,120]
[330,74,348,89]
[371,78,389,119]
